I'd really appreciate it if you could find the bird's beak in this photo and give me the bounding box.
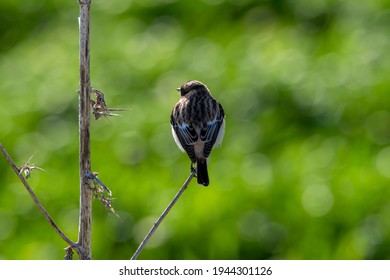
[176,88,180,92]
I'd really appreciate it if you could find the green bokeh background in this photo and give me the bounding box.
[1,0,390,260]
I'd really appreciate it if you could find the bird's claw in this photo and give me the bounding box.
[190,163,197,176]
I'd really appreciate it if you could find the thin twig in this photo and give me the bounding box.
[130,169,196,260]
[0,144,79,253]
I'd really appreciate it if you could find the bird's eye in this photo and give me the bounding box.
[179,87,190,96]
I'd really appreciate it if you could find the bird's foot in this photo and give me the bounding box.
[190,163,197,176]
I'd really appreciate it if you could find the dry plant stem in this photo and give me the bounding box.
[77,0,93,260]
[131,169,196,260]
[0,144,79,252]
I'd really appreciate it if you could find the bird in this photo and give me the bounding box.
[170,80,225,186]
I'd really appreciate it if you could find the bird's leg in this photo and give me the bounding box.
[190,162,197,177]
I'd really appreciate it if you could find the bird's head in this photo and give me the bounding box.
[177,80,210,96]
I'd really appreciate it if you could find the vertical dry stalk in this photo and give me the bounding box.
[77,0,93,260]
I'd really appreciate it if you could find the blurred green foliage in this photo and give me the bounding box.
[1,0,390,260]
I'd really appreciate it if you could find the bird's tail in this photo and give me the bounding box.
[196,160,209,186]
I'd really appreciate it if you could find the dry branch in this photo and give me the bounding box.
[131,169,196,260]
[0,144,79,254]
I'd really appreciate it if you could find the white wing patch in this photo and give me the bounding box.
[213,118,225,147]
[171,126,185,152]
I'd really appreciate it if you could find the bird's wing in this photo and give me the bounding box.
[200,104,225,158]
[170,115,198,162]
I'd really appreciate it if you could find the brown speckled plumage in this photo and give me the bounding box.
[170,80,225,186]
